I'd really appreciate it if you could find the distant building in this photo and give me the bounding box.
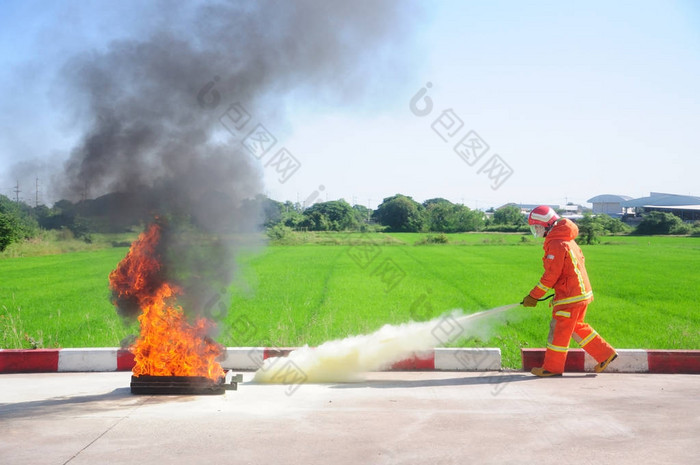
[622,192,700,222]
[560,204,586,215]
[496,203,585,218]
[587,194,633,217]
[497,203,557,215]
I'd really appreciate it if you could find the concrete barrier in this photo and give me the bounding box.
[0,347,501,373]
[522,348,700,373]
[2,347,698,373]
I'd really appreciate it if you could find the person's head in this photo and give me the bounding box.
[528,205,559,238]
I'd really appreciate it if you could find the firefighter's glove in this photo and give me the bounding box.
[521,295,538,307]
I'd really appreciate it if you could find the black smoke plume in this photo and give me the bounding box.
[55,0,419,323]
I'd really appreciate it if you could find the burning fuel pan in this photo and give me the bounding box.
[130,373,242,395]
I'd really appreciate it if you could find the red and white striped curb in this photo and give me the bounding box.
[2,348,698,374]
[522,348,700,374]
[0,348,135,373]
[0,347,501,374]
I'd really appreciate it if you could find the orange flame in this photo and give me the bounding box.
[109,223,224,381]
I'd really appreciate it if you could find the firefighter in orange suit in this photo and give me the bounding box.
[522,205,618,377]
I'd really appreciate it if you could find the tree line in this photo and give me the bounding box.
[257,194,700,241]
[1,192,698,252]
[262,194,527,237]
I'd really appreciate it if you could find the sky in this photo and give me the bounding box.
[1,0,699,211]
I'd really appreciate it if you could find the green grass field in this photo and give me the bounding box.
[1,232,699,368]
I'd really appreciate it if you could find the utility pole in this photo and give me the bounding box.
[35,177,40,207]
[14,180,20,203]
[80,181,88,202]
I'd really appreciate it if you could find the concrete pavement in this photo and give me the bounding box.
[1,371,699,465]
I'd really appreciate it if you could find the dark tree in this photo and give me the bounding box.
[635,211,684,235]
[373,194,426,232]
[301,199,358,231]
[493,205,525,225]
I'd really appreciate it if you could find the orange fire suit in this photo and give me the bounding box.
[529,218,616,373]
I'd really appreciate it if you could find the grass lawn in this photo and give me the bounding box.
[1,232,698,368]
[0,248,139,349]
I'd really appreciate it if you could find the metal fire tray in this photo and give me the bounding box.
[130,373,242,395]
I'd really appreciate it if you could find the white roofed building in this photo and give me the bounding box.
[587,194,633,217]
[622,192,700,222]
